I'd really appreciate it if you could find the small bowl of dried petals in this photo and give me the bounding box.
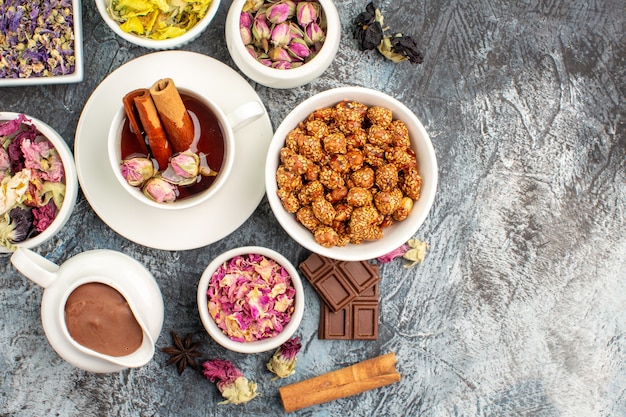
[225,0,341,89]
[197,246,304,353]
[0,113,78,252]
[265,86,438,262]
[96,0,221,49]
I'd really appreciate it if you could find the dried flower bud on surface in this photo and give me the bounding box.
[353,2,423,64]
[202,359,258,405]
[266,336,302,379]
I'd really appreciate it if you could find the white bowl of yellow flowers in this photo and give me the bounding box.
[96,0,221,49]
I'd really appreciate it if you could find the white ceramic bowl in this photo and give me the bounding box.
[108,87,235,210]
[197,246,304,354]
[0,112,78,253]
[265,87,439,262]
[96,0,221,49]
[225,0,341,89]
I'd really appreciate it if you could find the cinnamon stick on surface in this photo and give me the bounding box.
[133,89,172,169]
[149,78,194,153]
[122,90,150,155]
[278,352,401,413]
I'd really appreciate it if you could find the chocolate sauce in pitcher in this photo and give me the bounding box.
[64,283,143,357]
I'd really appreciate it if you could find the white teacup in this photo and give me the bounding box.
[108,87,265,210]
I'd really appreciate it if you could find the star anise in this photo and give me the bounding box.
[161,330,203,375]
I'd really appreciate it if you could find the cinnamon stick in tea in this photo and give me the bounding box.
[278,352,401,413]
[149,78,194,153]
[122,90,150,155]
[133,89,172,169]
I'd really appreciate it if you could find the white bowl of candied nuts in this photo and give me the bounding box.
[265,87,438,261]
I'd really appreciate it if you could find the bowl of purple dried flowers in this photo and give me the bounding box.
[225,0,340,89]
[197,246,304,353]
[0,113,78,252]
[0,0,84,86]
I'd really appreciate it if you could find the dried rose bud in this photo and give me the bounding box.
[143,177,177,203]
[304,21,325,45]
[169,150,200,180]
[242,0,264,12]
[202,359,258,405]
[266,1,294,24]
[240,11,253,28]
[120,157,154,187]
[287,38,311,61]
[269,46,292,62]
[266,337,302,379]
[252,13,271,52]
[296,2,317,26]
[272,60,292,69]
[288,21,305,39]
[271,22,292,47]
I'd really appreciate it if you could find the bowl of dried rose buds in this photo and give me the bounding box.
[96,0,221,49]
[265,86,439,262]
[225,0,341,89]
[197,246,304,353]
[0,113,78,252]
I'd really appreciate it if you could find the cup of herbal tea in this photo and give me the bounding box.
[108,78,265,210]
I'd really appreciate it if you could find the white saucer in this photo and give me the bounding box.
[74,51,273,250]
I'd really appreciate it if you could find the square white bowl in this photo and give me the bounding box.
[0,0,84,86]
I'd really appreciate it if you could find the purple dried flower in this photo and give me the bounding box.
[266,337,302,379]
[287,38,311,61]
[202,359,258,405]
[270,22,292,47]
[266,1,294,24]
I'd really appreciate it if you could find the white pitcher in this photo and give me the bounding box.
[11,248,164,373]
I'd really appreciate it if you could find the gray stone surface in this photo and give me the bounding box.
[1,0,625,416]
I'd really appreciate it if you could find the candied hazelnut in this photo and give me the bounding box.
[393,196,413,221]
[367,124,393,147]
[400,166,422,200]
[319,166,345,189]
[322,132,347,154]
[346,187,373,207]
[367,106,393,127]
[326,186,348,203]
[346,127,367,148]
[363,143,386,167]
[285,128,306,152]
[385,146,417,169]
[276,165,303,192]
[304,163,320,181]
[307,107,337,123]
[328,154,351,173]
[345,149,364,170]
[333,203,353,222]
[351,167,375,188]
[305,120,330,139]
[297,135,325,163]
[296,206,320,231]
[312,196,336,225]
[314,226,339,248]
[277,188,300,213]
[375,163,399,191]
[374,188,403,215]
[280,147,311,175]
[297,180,324,205]
[389,120,411,148]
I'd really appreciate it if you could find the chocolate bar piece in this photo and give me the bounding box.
[319,284,379,340]
[300,253,380,312]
